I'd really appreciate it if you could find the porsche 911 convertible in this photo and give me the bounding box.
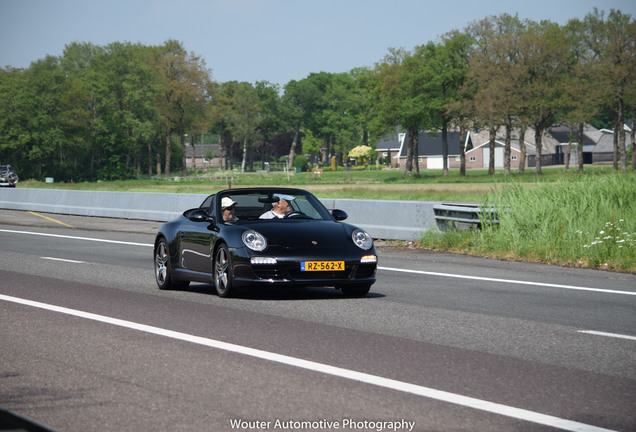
[154,187,377,298]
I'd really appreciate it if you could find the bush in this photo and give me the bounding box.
[293,155,308,172]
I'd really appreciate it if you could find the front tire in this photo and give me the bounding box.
[214,244,234,298]
[155,238,189,290]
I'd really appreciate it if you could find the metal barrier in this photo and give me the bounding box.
[433,203,498,230]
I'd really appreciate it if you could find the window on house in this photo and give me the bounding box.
[469,156,476,162]
[511,155,517,161]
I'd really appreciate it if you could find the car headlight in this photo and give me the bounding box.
[242,230,267,251]
[352,229,373,250]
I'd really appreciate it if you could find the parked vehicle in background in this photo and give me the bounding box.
[0,165,18,187]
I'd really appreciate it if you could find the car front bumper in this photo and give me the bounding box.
[231,252,377,288]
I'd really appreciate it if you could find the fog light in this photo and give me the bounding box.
[360,255,377,264]
[251,257,277,265]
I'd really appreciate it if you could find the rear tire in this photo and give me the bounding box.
[214,244,234,298]
[155,238,189,290]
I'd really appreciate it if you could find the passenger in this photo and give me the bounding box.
[221,197,238,222]
[259,194,294,219]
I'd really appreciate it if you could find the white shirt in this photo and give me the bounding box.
[259,210,284,219]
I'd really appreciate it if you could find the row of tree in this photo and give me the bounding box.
[0,8,634,182]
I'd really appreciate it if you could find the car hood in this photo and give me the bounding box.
[250,220,354,250]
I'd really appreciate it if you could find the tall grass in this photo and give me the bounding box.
[422,174,636,272]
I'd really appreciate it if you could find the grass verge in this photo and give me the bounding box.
[421,173,636,272]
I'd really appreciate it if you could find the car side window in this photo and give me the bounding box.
[200,194,214,212]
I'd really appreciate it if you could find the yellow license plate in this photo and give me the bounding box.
[301,261,344,271]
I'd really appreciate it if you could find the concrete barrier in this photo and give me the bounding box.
[319,198,440,241]
[0,188,204,222]
[0,188,441,241]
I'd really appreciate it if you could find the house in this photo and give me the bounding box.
[390,128,536,170]
[388,130,466,170]
[185,144,223,170]
[547,124,596,165]
[384,122,632,171]
[464,135,534,170]
[591,126,633,164]
[375,129,404,167]
[544,123,632,165]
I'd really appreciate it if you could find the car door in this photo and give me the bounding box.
[178,206,217,274]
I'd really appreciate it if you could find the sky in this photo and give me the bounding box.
[1,0,635,88]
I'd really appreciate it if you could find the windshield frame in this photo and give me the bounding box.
[213,188,333,223]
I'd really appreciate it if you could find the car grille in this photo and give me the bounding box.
[288,268,354,280]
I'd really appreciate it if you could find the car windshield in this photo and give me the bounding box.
[217,189,332,222]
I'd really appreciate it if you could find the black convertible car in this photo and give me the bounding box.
[154,187,377,298]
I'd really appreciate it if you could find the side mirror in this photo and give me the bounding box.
[188,208,212,222]
[332,209,348,221]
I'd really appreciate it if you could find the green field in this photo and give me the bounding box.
[19,166,636,272]
[20,166,613,202]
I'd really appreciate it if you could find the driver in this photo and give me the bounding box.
[259,194,294,219]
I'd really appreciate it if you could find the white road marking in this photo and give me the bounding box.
[0,293,617,432]
[378,266,636,296]
[578,330,636,341]
[0,228,152,247]
[41,257,86,264]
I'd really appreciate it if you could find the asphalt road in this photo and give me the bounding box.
[0,210,634,432]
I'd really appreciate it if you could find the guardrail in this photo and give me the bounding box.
[433,203,498,230]
[0,188,444,241]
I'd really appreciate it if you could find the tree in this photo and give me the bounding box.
[59,42,103,180]
[230,82,261,173]
[208,81,237,170]
[350,66,381,157]
[583,9,636,172]
[253,81,284,170]
[321,72,366,163]
[153,40,211,176]
[519,20,571,175]
[87,42,164,180]
[562,17,605,172]
[349,145,374,164]
[301,129,322,164]
[467,16,503,175]
[411,31,472,175]
[467,14,528,175]
[373,47,423,175]
[16,56,67,180]
[0,67,28,173]
[282,74,328,170]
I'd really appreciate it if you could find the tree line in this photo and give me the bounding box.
[0,8,634,182]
